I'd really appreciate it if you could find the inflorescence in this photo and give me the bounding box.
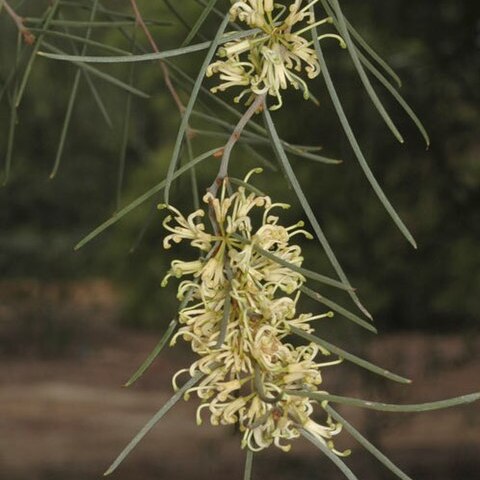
[206,0,346,109]
[160,169,347,454]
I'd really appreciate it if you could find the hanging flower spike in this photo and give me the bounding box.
[160,169,342,454]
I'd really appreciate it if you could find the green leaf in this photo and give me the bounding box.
[15,0,61,108]
[37,27,262,63]
[81,68,113,128]
[2,33,21,186]
[49,69,81,178]
[28,27,131,55]
[300,285,377,333]
[323,0,404,143]
[124,320,178,387]
[61,1,168,26]
[181,0,219,47]
[325,405,413,480]
[163,14,230,205]
[42,42,149,98]
[162,0,194,33]
[310,7,417,249]
[300,429,358,480]
[294,390,480,412]
[186,136,201,210]
[104,371,205,476]
[263,106,372,319]
[339,10,402,88]
[357,50,430,146]
[75,148,218,250]
[116,31,137,209]
[243,449,254,480]
[240,142,278,171]
[229,177,266,196]
[25,18,171,28]
[291,326,411,384]
[50,1,100,179]
[193,0,242,32]
[191,110,341,165]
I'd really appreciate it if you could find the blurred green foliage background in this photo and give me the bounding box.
[0,0,478,335]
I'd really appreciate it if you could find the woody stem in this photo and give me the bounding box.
[208,93,267,198]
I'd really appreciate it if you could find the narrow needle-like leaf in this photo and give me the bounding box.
[291,326,411,384]
[263,106,372,318]
[295,390,480,412]
[117,31,137,209]
[162,0,194,32]
[357,50,430,146]
[82,69,113,128]
[26,18,170,28]
[124,320,178,387]
[300,285,376,333]
[41,42,149,98]
[324,406,413,480]
[244,449,254,480]
[310,8,417,249]
[181,0,219,47]
[324,0,404,143]
[191,109,338,164]
[300,429,358,480]
[104,371,205,476]
[341,14,402,88]
[28,27,131,55]
[163,14,230,205]
[229,177,266,196]
[2,33,21,186]
[15,0,60,108]
[50,2,100,178]
[75,148,218,250]
[37,27,260,63]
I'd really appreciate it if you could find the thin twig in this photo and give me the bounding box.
[3,0,35,44]
[129,0,184,114]
[208,93,266,197]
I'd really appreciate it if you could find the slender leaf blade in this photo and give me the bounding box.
[300,429,358,480]
[263,106,373,318]
[291,326,411,384]
[325,405,414,480]
[124,320,178,387]
[181,0,219,47]
[75,148,218,250]
[294,390,480,412]
[164,13,230,205]
[300,285,377,333]
[310,7,417,249]
[104,371,205,476]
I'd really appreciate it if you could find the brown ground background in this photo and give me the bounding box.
[1,280,479,480]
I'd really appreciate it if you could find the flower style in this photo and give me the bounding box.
[207,0,346,109]
[160,169,345,454]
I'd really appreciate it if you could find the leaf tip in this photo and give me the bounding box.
[103,467,113,477]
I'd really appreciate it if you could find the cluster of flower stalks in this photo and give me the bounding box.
[160,170,346,454]
[207,0,345,109]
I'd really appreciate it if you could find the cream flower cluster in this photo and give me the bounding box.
[160,169,345,453]
[206,0,345,109]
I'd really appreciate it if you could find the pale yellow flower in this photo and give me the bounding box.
[161,169,342,453]
[206,0,346,108]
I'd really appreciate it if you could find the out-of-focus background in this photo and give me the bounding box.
[0,1,479,479]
